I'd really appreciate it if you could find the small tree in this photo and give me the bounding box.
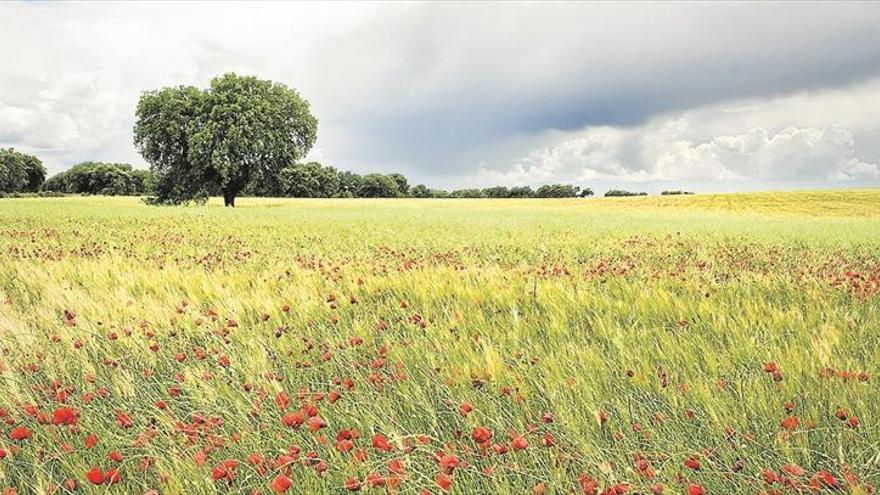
[0,148,45,193]
[508,186,534,198]
[483,186,510,198]
[450,188,486,198]
[605,189,648,197]
[410,184,431,198]
[535,184,580,198]
[337,171,363,198]
[357,174,400,198]
[387,173,409,196]
[278,162,340,198]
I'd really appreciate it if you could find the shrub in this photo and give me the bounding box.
[450,189,486,198]
[605,189,648,197]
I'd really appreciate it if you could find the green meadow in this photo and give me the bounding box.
[0,190,878,494]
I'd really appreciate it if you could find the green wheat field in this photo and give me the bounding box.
[0,190,878,494]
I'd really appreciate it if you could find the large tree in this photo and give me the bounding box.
[134,73,317,206]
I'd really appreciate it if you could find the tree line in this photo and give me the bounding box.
[2,73,679,202]
[3,149,650,199]
[1,151,658,200]
[43,162,155,195]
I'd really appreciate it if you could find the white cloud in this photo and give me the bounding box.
[475,123,879,186]
[1,1,880,189]
[469,81,880,188]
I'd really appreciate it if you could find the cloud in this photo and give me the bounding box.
[472,121,879,187]
[310,2,880,177]
[1,1,880,189]
[464,78,880,189]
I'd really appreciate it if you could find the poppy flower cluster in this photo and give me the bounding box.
[0,199,878,494]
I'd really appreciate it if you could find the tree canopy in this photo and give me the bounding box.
[277,162,341,198]
[0,148,46,193]
[605,189,648,197]
[357,173,402,198]
[43,162,154,195]
[134,73,318,206]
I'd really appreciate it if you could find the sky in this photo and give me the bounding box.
[2,1,880,193]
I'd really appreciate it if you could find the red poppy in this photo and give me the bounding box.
[9,426,32,441]
[371,433,393,452]
[511,435,528,451]
[492,443,509,455]
[436,473,453,492]
[782,464,805,477]
[105,468,121,485]
[85,433,98,449]
[815,470,839,489]
[115,411,133,429]
[52,407,79,426]
[578,473,599,494]
[438,453,460,473]
[308,416,327,433]
[85,467,104,485]
[365,472,385,488]
[282,411,305,428]
[212,459,239,482]
[388,459,405,475]
[684,456,700,471]
[344,477,361,491]
[686,484,705,495]
[270,474,292,493]
[472,427,492,444]
[780,416,799,431]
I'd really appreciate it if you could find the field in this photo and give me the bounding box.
[0,190,879,495]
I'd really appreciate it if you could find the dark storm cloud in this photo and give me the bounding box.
[308,2,880,175]
[1,1,879,185]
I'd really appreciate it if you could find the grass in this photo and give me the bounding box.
[0,190,878,494]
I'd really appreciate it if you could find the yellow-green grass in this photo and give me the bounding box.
[0,191,878,494]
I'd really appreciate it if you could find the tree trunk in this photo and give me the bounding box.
[223,192,235,207]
